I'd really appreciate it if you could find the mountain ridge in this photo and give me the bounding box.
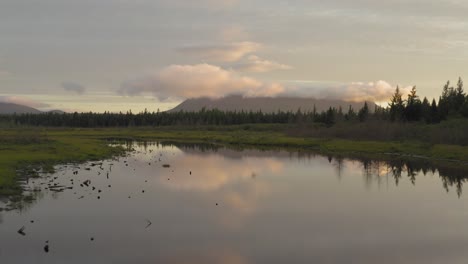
[0,102,64,114]
[0,102,42,114]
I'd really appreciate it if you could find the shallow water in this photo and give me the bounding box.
[1,142,468,264]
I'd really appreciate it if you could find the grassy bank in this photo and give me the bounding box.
[1,125,468,196]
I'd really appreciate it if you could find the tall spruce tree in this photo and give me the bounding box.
[390,86,405,121]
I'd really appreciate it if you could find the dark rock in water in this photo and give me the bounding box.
[18,226,26,236]
[90,237,94,241]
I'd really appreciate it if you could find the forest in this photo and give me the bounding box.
[1,78,468,128]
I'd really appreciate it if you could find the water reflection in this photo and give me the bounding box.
[352,157,467,196]
[1,142,468,264]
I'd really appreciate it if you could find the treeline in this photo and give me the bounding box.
[1,78,468,127]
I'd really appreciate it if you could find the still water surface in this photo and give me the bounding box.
[1,142,468,264]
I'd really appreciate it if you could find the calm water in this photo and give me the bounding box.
[1,142,468,264]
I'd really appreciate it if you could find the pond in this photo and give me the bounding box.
[1,142,468,264]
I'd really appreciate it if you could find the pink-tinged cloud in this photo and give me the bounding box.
[0,96,50,109]
[177,42,261,62]
[0,70,12,79]
[233,55,292,73]
[158,154,283,191]
[119,63,285,100]
[287,80,413,103]
[321,81,413,103]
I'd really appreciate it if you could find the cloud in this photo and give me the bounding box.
[203,0,239,8]
[177,42,261,62]
[321,81,413,103]
[0,96,50,108]
[62,81,86,94]
[218,25,249,42]
[286,80,413,103]
[119,63,285,100]
[233,55,292,72]
[162,0,240,9]
[0,70,12,79]
[159,154,283,191]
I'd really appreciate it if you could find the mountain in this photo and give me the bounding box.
[168,95,375,113]
[0,102,65,114]
[0,102,42,114]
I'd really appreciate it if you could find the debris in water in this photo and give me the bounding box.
[44,244,49,253]
[145,219,152,229]
[162,164,170,168]
[18,226,26,236]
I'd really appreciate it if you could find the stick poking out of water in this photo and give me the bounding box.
[145,219,152,229]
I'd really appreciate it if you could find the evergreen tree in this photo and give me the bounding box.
[461,95,468,118]
[389,86,405,121]
[421,97,431,123]
[430,99,440,123]
[455,77,465,112]
[358,102,369,122]
[405,86,422,121]
[345,105,356,121]
[324,107,335,126]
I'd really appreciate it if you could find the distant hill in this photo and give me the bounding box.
[0,102,64,114]
[0,102,42,114]
[169,95,375,113]
[48,110,65,114]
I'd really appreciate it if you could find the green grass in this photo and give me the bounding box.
[1,125,468,196]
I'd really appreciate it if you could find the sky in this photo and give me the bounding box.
[1,0,467,112]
